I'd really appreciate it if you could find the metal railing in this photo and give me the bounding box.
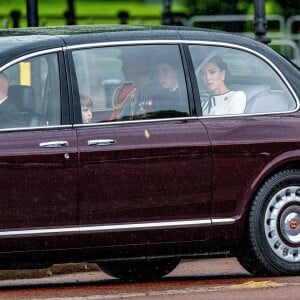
[187,14,286,39]
[270,39,300,66]
[286,15,300,42]
[187,14,300,66]
[2,11,300,66]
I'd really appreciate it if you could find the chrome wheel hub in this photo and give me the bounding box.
[264,186,300,262]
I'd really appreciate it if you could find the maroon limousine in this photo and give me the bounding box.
[0,24,299,280]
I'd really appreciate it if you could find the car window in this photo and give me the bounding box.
[72,44,190,123]
[2,53,61,128]
[189,45,297,116]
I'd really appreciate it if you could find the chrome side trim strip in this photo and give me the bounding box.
[212,218,236,225]
[0,47,63,73]
[80,219,211,234]
[0,218,235,238]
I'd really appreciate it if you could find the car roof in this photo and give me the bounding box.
[0,24,283,67]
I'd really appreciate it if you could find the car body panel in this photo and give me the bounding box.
[0,128,78,252]
[202,115,300,217]
[77,118,212,247]
[0,35,65,67]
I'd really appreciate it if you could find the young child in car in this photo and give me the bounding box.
[80,94,93,124]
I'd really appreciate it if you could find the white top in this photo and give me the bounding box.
[203,91,246,116]
[0,96,8,105]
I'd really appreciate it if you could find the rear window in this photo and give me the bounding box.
[189,45,296,116]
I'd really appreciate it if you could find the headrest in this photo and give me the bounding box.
[8,85,35,112]
[245,92,292,113]
[228,84,271,101]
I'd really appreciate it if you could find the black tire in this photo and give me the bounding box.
[237,169,300,276]
[98,257,180,281]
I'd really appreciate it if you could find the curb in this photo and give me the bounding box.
[0,263,100,280]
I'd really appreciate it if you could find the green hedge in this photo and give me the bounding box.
[1,0,187,28]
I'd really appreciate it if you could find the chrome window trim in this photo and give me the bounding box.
[188,41,299,116]
[73,116,198,128]
[0,124,72,132]
[0,48,65,132]
[0,47,63,73]
[65,40,181,50]
[66,39,299,118]
[198,110,298,119]
[0,218,235,238]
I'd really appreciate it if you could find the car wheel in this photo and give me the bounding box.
[98,258,180,281]
[237,169,300,276]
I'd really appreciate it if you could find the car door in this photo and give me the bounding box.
[71,43,213,248]
[0,51,79,252]
[188,43,299,247]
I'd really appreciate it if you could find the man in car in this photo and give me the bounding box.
[109,47,158,121]
[0,72,26,128]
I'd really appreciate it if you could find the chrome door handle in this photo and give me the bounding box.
[87,139,116,146]
[39,141,69,148]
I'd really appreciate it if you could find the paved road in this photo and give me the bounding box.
[0,258,299,299]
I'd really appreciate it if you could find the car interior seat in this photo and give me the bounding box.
[8,85,42,126]
[245,91,295,113]
[228,84,270,104]
[229,84,295,114]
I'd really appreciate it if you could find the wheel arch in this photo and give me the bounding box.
[238,152,300,236]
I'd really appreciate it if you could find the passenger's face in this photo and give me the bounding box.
[201,62,225,94]
[121,57,146,82]
[156,63,178,91]
[81,105,92,123]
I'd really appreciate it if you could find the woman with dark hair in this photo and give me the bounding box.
[200,55,246,115]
